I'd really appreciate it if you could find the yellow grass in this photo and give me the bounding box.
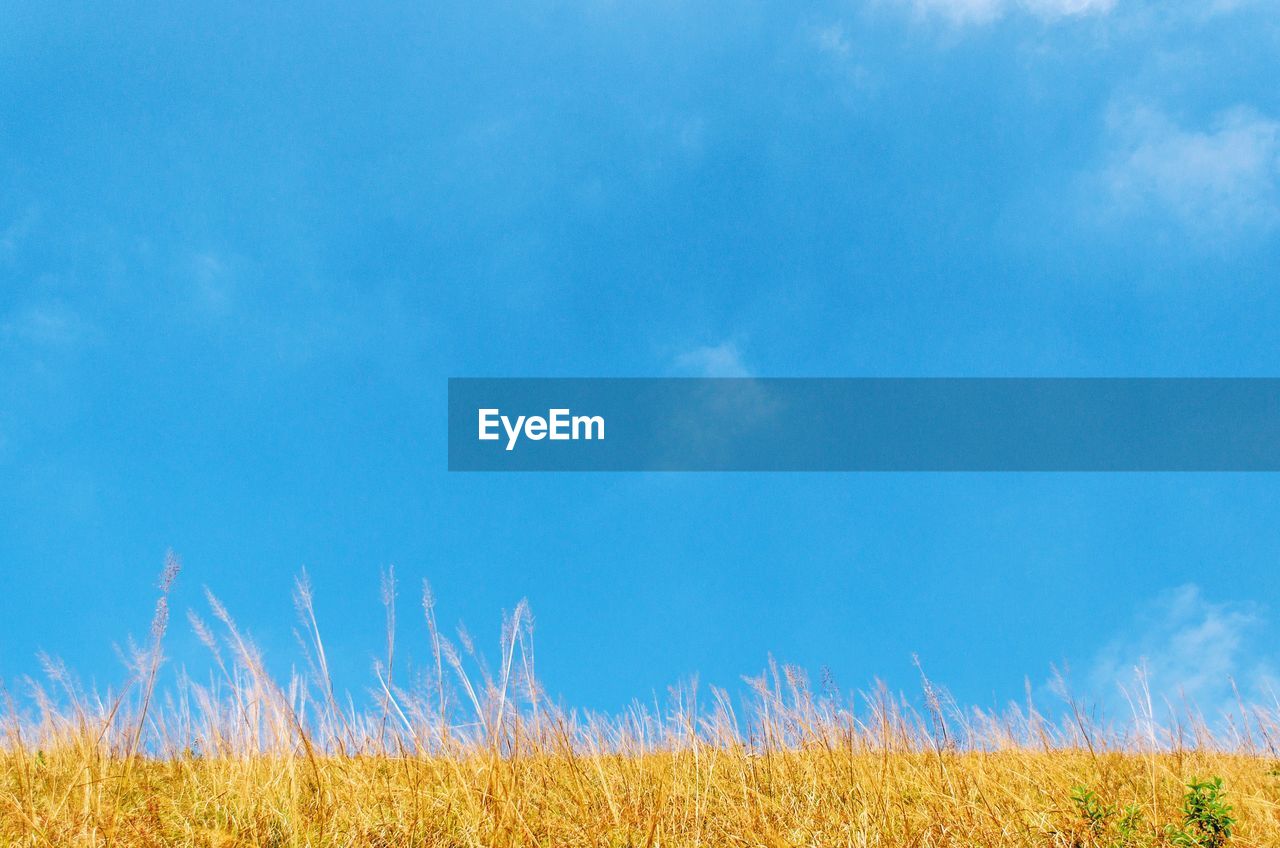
[4,557,1280,846]
[5,748,1280,846]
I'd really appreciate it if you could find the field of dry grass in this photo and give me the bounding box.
[6,746,1280,846]
[3,557,1279,846]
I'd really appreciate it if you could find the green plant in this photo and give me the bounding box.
[1072,785,1116,837]
[1166,777,1235,848]
[1069,787,1154,848]
[1114,803,1148,847]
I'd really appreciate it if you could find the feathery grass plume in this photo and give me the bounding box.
[3,556,1280,845]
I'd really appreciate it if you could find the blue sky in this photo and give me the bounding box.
[2,0,1279,717]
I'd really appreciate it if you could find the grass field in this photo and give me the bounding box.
[3,558,1279,846]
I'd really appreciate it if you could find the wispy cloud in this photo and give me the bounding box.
[674,341,753,378]
[1202,0,1270,16]
[1085,585,1275,721]
[807,22,874,94]
[1100,104,1280,236]
[1,303,87,349]
[1023,0,1117,17]
[812,23,856,60]
[190,251,236,316]
[901,0,1114,26]
[0,206,40,264]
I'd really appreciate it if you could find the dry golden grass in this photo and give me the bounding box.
[4,557,1280,846]
[6,748,1280,846]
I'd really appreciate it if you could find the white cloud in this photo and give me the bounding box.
[908,0,1005,24]
[813,23,855,59]
[806,22,875,97]
[1102,105,1280,235]
[191,251,235,315]
[1086,585,1274,721]
[674,341,752,378]
[1023,0,1116,16]
[1203,0,1270,15]
[0,206,40,262]
[904,0,1114,25]
[1,303,86,348]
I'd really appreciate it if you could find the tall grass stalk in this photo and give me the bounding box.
[4,562,1280,846]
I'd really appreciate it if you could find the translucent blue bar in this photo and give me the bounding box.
[448,379,1280,471]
